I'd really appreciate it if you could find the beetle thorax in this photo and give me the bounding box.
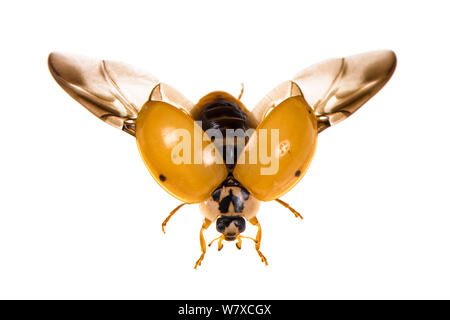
[199,185,260,222]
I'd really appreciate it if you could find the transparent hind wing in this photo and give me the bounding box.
[293,50,396,132]
[48,52,194,136]
[252,50,396,132]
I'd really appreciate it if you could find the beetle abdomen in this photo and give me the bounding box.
[193,92,251,171]
[196,94,248,134]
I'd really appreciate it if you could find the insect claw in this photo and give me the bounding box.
[258,250,269,265]
[194,253,205,269]
[275,199,303,219]
[161,203,187,234]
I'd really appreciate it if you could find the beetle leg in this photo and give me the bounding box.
[217,237,224,251]
[208,235,225,250]
[249,217,268,265]
[161,203,187,233]
[194,218,212,269]
[275,198,303,219]
[208,235,222,247]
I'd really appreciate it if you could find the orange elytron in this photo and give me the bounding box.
[48,50,396,268]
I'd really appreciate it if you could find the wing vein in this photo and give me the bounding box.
[313,57,345,112]
[100,60,138,118]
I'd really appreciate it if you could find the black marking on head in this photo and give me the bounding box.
[233,216,246,233]
[216,215,246,234]
[159,174,167,182]
[241,188,250,200]
[211,188,221,202]
[295,170,301,177]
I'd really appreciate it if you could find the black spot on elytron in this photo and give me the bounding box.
[241,188,250,200]
[295,170,301,177]
[159,174,167,182]
[211,188,221,202]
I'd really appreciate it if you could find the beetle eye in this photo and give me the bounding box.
[216,219,227,233]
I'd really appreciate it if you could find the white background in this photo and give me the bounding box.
[1,0,449,299]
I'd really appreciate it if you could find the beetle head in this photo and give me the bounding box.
[215,215,246,241]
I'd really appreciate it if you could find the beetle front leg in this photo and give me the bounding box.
[194,218,212,269]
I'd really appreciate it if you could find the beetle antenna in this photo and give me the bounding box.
[237,83,244,100]
[275,199,303,219]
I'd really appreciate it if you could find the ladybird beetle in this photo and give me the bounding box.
[48,50,396,268]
